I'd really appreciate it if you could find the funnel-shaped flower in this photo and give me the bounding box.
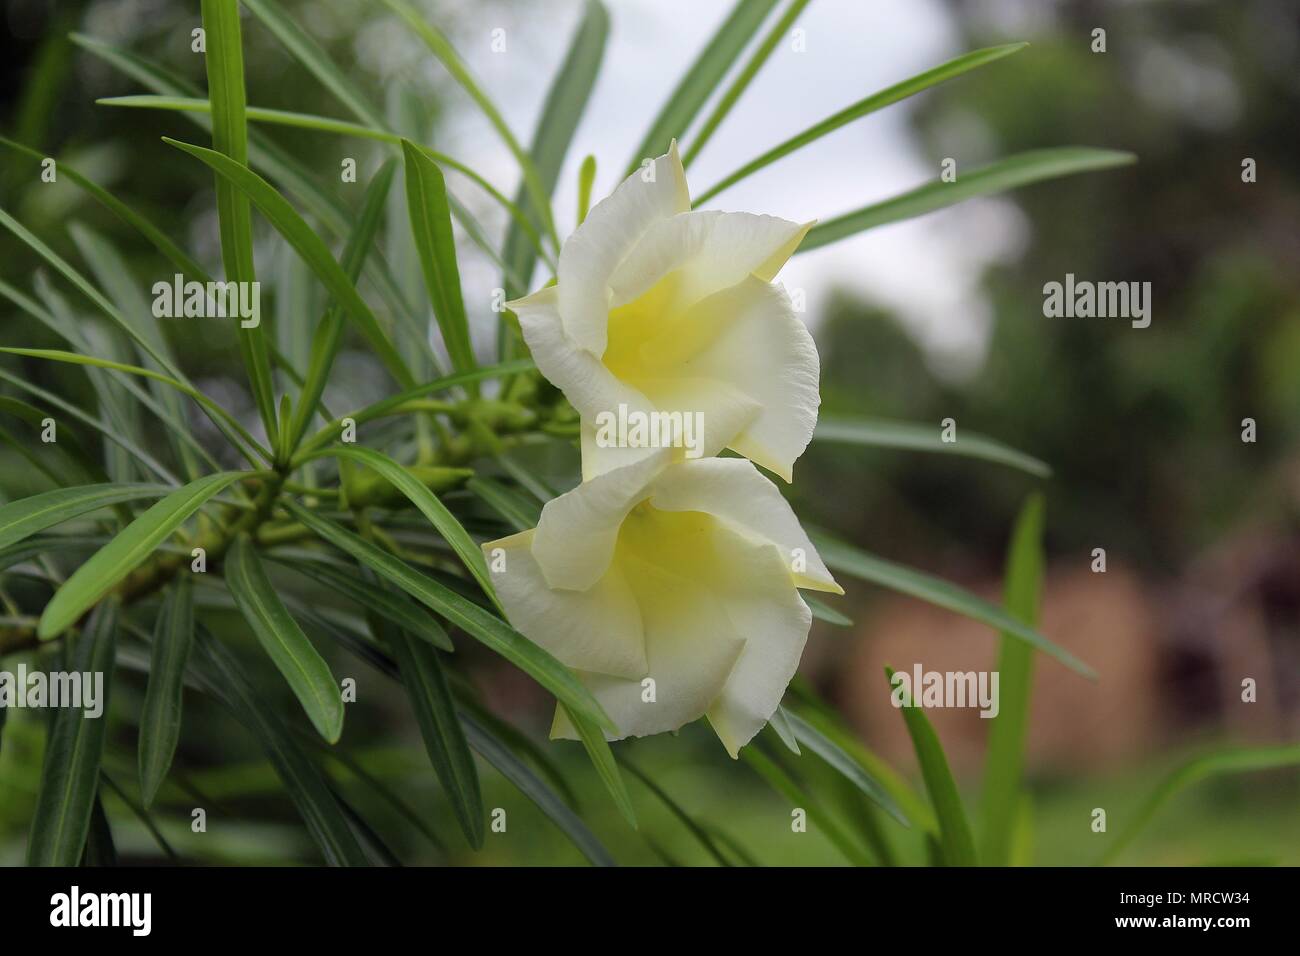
[483,450,842,757]
[509,142,820,482]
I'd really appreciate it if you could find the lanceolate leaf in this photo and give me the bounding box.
[311,446,500,611]
[693,42,1027,201]
[562,704,637,829]
[502,0,608,300]
[275,556,454,652]
[27,603,118,866]
[39,472,246,639]
[401,141,477,383]
[885,667,977,866]
[201,0,279,446]
[139,576,195,807]
[282,501,617,735]
[0,483,169,551]
[625,0,781,174]
[814,417,1050,478]
[467,477,542,532]
[979,494,1046,866]
[225,535,345,743]
[190,627,369,865]
[163,137,415,389]
[800,147,1136,252]
[377,615,484,848]
[810,532,1094,678]
[780,707,909,825]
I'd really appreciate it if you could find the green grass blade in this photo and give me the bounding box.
[201,0,278,447]
[400,141,477,383]
[38,472,245,639]
[811,532,1094,678]
[561,704,637,829]
[380,0,558,249]
[139,576,195,807]
[225,535,345,743]
[625,0,781,175]
[458,710,615,866]
[311,446,499,611]
[281,501,617,735]
[694,42,1026,201]
[26,603,118,866]
[781,707,908,825]
[814,416,1050,477]
[884,666,976,865]
[683,0,813,167]
[0,483,170,551]
[501,0,608,299]
[190,626,369,865]
[164,137,415,389]
[978,493,1045,865]
[1100,745,1300,865]
[377,615,484,847]
[274,556,454,652]
[800,147,1136,253]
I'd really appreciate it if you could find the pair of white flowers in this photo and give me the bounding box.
[483,144,840,757]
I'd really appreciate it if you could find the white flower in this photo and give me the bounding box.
[509,142,820,482]
[483,450,842,757]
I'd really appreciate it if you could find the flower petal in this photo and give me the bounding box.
[609,210,811,313]
[555,142,690,355]
[484,530,648,680]
[649,457,841,593]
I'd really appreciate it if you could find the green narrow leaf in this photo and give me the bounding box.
[312,446,500,611]
[884,666,976,865]
[163,137,415,389]
[800,147,1136,252]
[576,154,597,225]
[0,483,169,551]
[27,602,118,866]
[139,576,195,807]
[275,556,454,652]
[619,758,730,866]
[767,705,801,754]
[242,0,387,128]
[467,476,542,532]
[806,594,852,627]
[288,159,396,453]
[740,743,872,866]
[1099,745,1300,865]
[458,710,614,866]
[562,704,637,829]
[501,0,608,300]
[814,417,1050,477]
[625,0,781,174]
[780,707,909,825]
[377,614,484,848]
[38,472,246,639]
[811,532,1094,678]
[979,493,1045,865]
[225,535,344,743]
[400,141,477,384]
[281,500,617,736]
[693,42,1027,201]
[380,0,558,249]
[189,626,369,865]
[683,0,813,167]
[200,0,278,446]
